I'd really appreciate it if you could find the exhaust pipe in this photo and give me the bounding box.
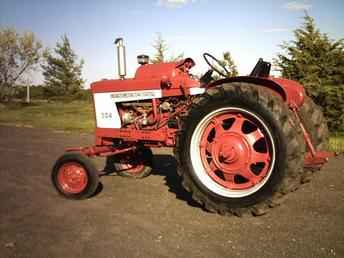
[114,38,127,79]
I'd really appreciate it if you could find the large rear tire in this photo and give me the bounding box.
[175,83,305,216]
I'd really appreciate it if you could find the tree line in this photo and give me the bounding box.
[274,14,344,132]
[0,14,343,131]
[0,31,85,101]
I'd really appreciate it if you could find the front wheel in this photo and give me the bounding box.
[105,148,153,179]
[51,152,99,200]
[176,83,304,216]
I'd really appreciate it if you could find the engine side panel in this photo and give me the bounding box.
[93,87,205,129]
[93,89,162,129]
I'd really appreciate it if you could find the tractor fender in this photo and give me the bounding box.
[208,76,306,108]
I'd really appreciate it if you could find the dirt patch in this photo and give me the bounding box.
[0,126,343,258]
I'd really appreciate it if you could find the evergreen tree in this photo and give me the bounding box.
[151,33,168,64]
[151,33,183,64]
[275,14,344,95]
[274,14,344,132]
[42,35,84,96]
[211,51,238,80]
[218,51,238,77]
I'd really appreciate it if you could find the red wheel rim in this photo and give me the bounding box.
[57,162,88,194]
[117,154,145,175]
[198,110,274,192]
[118,162,145,174]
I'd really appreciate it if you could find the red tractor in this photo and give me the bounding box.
[52,38,332,215]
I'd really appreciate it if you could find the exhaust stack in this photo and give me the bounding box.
[114,38,127,79]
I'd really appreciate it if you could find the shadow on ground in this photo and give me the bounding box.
[101,154,201,208]
[151,154,201,208]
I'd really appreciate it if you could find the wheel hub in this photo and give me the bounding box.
[57,162,88,194]
[213,133,250,173]
[221,146,236,164]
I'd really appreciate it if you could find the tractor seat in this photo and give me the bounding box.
[250,58,271,78]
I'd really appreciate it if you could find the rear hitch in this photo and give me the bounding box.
[291,106,334,169]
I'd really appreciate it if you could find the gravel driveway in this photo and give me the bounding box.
[0,126,343,258]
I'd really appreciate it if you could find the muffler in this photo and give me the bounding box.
[114,38,127,79]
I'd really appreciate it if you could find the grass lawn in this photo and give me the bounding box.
[0,100,343,153]
[0,101,94,133]
[329,133,344,153]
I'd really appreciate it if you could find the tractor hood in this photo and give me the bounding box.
[135,58,195,80]
[91,57,200,95]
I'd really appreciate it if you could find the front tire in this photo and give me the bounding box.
[176,83,305,215]
[105,148,153,179]
[52,152,99,200]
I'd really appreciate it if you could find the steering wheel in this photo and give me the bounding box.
[203,53,229,78]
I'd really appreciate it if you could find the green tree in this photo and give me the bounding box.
[151,33,183,64]
[42,35,84,97]
[217,51,238,77]
[0,27,44,101]
[274,14,344,132]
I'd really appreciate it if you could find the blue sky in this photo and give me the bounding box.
[1,0,343,85]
